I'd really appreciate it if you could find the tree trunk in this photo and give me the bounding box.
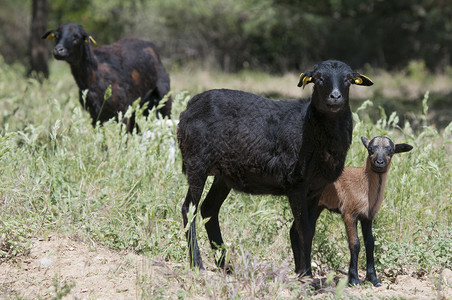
[28,0,49,80]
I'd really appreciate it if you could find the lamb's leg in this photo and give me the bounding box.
[343,213,360,285]
[182,182,206,269]
[200,176,231,271]
[361,219,382,286]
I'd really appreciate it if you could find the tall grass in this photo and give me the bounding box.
[0,58,451,298]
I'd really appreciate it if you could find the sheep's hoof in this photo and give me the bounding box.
[220,263,234,274]
[217,258,234,274]
[348,277,361,286]
[298,275,321,290]
[191,259,205,270]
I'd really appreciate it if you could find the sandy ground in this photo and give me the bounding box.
[0,236,450,299]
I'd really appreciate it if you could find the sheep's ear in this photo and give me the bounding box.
[361,136,370,148]
[41,30,56,40]
[352,73,373,86]
[84,36,97,45]
[395,143,413,154]
[297,72,313,89]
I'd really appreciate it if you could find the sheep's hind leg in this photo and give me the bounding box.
[361,219,381,286]
[182,182,206,270]
[201,176,232,272]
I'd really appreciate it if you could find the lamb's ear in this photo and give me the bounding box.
[395,143,413,154]
[297,72,314,89]
[352,73,373,86]
[41,30,56,40]
[361,136,370,148]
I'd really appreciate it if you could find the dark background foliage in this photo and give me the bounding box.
[1,0,451,74]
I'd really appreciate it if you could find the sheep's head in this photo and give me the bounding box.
[298,60,373,114]
[42,23,96,63]
[361,136,413,173]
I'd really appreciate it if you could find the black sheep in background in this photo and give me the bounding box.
[42,23,171,132]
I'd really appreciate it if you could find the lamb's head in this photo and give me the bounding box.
[42,23,96,63]
[298,60,373,114]
[361,136,413,173]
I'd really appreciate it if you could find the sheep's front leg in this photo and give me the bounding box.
[343,213,360,285]
[361,219,382,286]
[288,192,318,277]
[289,222,303,274]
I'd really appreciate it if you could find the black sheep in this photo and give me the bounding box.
[42,23,171,132]
[177,60,373,277]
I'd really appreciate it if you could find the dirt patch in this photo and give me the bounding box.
[0,236,142,299]
[0,236,450,299]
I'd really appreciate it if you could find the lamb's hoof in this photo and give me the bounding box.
[371,280,382,287]
[366,275,381,287]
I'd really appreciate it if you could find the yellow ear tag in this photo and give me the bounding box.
[302,76,312,89]
[298,73,304,81]
[85,36,97,45]
[46,32,55,40]
[354,77,363,85]
[298,73,305,85]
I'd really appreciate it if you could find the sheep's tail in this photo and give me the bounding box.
[177,125,187,175]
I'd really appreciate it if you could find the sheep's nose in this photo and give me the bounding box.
[329,90,342,101]
[53,45,65,56]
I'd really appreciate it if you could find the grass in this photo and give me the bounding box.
[0,57,451,298]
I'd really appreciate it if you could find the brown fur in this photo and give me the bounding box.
[320,158,389,220]
[317,136,413,286]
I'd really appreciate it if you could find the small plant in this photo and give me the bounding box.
[52,276,75,300]
[312,212,348,275]
[0,217,34,262]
